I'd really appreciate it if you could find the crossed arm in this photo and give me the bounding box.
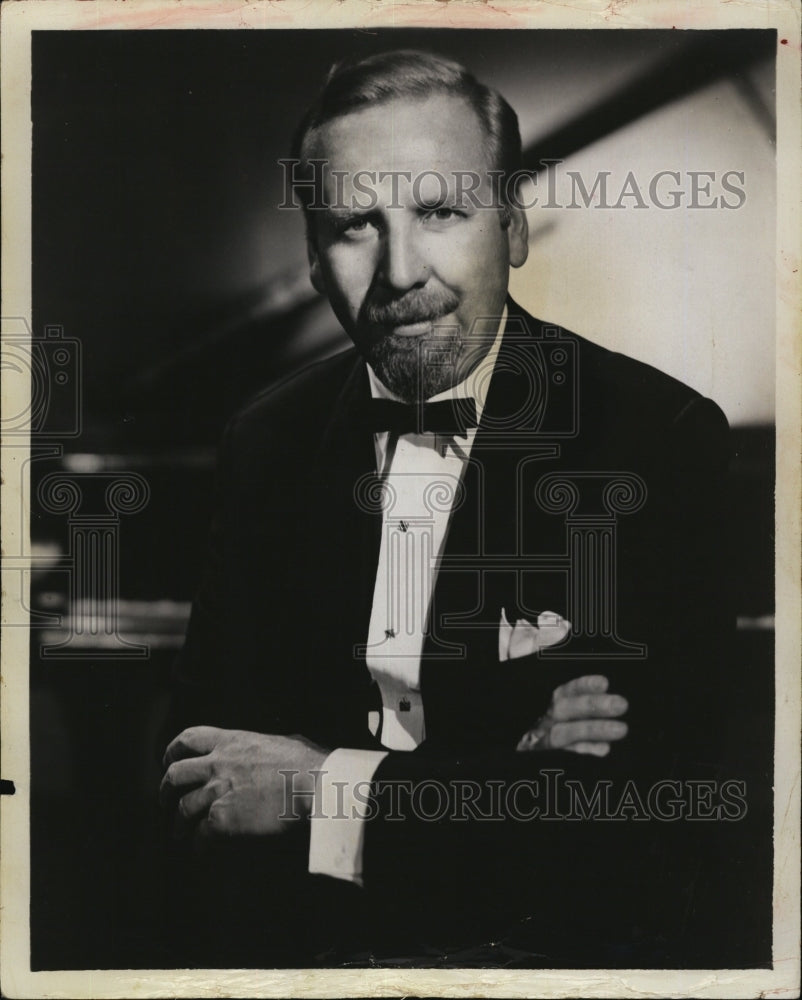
[160,674,629,842]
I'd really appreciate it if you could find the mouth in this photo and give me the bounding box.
[378,308,459,339]
[362,290,461,339]
[387,319,436,337]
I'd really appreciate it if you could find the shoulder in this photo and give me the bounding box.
[510,300,729,453]
[582,335,727,432]
[232,346,360,430]
[589,340,729,475]
[222,346,361,456]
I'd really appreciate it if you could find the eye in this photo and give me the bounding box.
[335,215,377,241]
[422,207,465,225]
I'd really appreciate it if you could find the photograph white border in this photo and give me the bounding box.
[1,1,799,997]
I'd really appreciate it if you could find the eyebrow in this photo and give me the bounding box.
[317,207,380,233]
[322,206,370,220]
[416,196,467,211]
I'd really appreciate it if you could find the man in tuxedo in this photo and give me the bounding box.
[161,50,735,967]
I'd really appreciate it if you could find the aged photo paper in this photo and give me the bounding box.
[1,0,800,997]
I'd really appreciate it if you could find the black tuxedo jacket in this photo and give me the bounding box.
[168,299,739,967]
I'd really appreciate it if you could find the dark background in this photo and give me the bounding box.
[28,29,775,969]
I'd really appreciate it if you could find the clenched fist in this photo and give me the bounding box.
[160,727,328,838]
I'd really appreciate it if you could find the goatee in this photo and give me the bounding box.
[366,328,467,402]
[359,285,466,401]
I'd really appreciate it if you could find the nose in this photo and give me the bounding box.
[377,220,428,292]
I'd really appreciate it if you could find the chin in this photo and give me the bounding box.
[366,331,465,402]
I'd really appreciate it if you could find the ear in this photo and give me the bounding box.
[505,204,529,268]
[307,235,326,295]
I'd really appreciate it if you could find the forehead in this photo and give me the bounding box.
[307,93,493,182]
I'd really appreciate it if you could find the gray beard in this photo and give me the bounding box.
[365,331,467,402]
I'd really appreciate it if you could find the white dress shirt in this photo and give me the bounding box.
[309,308,507,886]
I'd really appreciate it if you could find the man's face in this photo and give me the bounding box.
[304,94,528,401]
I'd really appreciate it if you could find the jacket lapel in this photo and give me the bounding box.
[420,300,580,748]
[303,356,383,746]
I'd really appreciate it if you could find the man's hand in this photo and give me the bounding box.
[160,727,328,838]
[517,674,628,757]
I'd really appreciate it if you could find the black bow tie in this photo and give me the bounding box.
[367,397,478,435]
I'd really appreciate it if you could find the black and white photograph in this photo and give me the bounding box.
[1,1,799,997]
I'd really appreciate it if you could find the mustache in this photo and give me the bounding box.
[362,287,460,327]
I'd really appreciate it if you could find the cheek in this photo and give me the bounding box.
[433,226,508,292]
[323,248,375,314]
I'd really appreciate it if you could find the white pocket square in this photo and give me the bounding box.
[498,608,571,661]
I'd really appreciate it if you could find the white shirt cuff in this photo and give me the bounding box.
[308,747,388,887]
